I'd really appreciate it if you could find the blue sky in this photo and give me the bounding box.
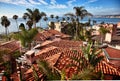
[0,0,120,18]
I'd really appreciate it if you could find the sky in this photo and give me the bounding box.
[0,0,120,18]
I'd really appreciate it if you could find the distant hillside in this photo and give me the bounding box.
[94,15,120,18]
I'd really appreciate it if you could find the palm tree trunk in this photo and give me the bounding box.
[40,20,41,27]
[16,20,19,32]
[33,21,36,28]
[5,27,7,37]
[76,22,78,39]
[25,20,27,29]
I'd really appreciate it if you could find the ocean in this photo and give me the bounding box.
[0,17,120,34]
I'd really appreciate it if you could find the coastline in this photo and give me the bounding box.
[0,17,120,34]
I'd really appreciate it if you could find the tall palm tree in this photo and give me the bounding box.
[43,16,48,26]
[93,20,97,25]
[67,17,70,22]
[64,12,75,22]
[50,14,54,22]
[22,15,27,28]
[62,17,66,22]
[55,16,59,22]
[39,12,46,27]
[13,15,19,31]
[99,26,110,44]
[73,6,93,40]
[26,20,33,30]
[24,8,46,28]
[1,16,10,37]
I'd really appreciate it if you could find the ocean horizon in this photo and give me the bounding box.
[0,17,120,34]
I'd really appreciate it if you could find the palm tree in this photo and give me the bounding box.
[22,15,27,28]
[55,16,59,22]
[72,66,103,80]
[67,17,70,22]
[70,43,104,80]
[37,60,63,80]
[99,26,110,44]
[73,6,93,40]
[64,12,75,22]
[26,20,33,30]
[39,12,46,27]
[14,25,38,50]
[50,14,54,22]
[13,15,19,31]
[24,8,46,28]
[1,16,10,37]
[93,20,97,25]
[62,17,66,22]
[81,43,104,67]
[43,16,48,26]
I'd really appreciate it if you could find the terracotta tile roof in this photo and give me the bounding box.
[0,41,20,53]
[95,61,120,76]
[47,29,71,38]
[42,30,53,38]
[34,30,71,42]
[104,46,120,67]
[47,29,63,36]
[34,33,46,41]
[10,73,19,81]
[44,40,83,50]
[23,40,120,80]
[24,70,43,81]
[36,46,62,60]
[54,50,120,78]
[105,47,120,58]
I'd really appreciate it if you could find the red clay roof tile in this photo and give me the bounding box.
[0,41,20,53]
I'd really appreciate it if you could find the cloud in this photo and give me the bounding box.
[87,6,120,15]
[49,0,67,9]
[50,0,57,5]
[89,0,98,3]
[38,0,48,5]
[67,0,76,6]
[28,0,41,5]
[0,0,48,6]
[49,4,67,9]
[82,0,98,6]
[0,0,32,6]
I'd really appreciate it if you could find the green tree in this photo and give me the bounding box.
[13,15,19,31]
[55,16,59,22]
[82,44,104,67]
[50,14,54,22]
[73,6,93,40]
[93,20,97,25]
[67,17,70,22]
[99,26,110,44]
[22,15,27,28]
[1,16,10,37]
[0,48,11,63]
[64,12,76,22]
[26,20,33,30]
[14,25,38,50]
[49,22,55,30]
[37,60,64,80]
[62,17,66,22]
[43,16,48,26]
[24,8,46,28]
[70,43,104,80]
